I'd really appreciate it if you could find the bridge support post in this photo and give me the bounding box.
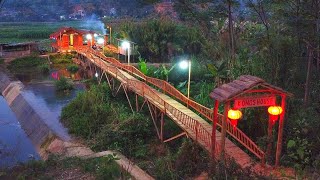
[212,100,219,159]
[136,94,139,112]
[265,114,274,165]
[160,113,164,142]
[220,101,230,161]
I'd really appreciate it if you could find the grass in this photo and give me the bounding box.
[50,53,74,65]
[0,154,129,179]
[7,55,49,73]
[0,21,105,44]
[60,83,264,179]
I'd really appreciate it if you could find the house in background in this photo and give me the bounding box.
[69,5,86,20]
[154,0,177,19]
[50,27,96,52]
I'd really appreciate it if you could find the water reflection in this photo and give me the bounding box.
[0,96,40,168]
[23,83,85,141]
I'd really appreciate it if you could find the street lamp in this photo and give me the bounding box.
[107,26,112,44]
[86,34,93,46]
[97,38,105,52]
[121,41,130,65]
[179,60,191,99]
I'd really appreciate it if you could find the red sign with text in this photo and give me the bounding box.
[234,95,276,109]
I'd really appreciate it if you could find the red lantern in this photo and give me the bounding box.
[228,109,242,128]
[268,106,283,124]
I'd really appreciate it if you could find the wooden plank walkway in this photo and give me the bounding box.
[78,50,256,168]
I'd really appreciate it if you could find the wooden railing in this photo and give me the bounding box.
[77,48,264,160]
[79,49,220,155]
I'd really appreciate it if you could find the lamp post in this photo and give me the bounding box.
[122,41,130,65]
[179,60,191,99]
[86,34,93,47]
[97,38,105,52]
[107,26,112,44]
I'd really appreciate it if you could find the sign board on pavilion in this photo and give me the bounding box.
[234,95,276,109]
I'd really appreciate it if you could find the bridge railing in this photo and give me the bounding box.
[77,48,265,160]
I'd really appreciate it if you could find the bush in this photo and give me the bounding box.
[38,64,50,74]
[50,54,73,64]
[66,64,79,74]
[54,77,74,91]
[8,56,47,72]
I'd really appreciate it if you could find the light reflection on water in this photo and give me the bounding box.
[22,83,85,141]
[0,82,85,168]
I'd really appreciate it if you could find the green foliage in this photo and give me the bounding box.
[174,140,209,178]
[0,58,4,64]
[154,64,175,81]
[8,56,48,72]
[1,154,125,179]
[66,64,79,74]
[38,64,50,74]
[138,57,148,75]
[117,18,206,62]
[61,83,110,138]
[50,54,73,64]
[8,56,50,73]
[54,77,74,92]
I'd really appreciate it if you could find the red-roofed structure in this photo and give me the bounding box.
[50,27,96,52]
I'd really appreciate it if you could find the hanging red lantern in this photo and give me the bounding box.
[228,109,242,128]
[268,106,283,116]
[268,106,283,124]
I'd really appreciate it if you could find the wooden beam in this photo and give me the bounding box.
[275,95,286,167]
[163,132,187,143]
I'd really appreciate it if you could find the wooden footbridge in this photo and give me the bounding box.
[54,44,293,176]
[74,47,264,165]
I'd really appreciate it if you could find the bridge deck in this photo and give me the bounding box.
[81,51,255,168]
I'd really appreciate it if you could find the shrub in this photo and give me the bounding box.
[38,64,50,74]
[54,77,74,91]
[8,56,47,72]
[66,64,79,74]
[50,54,73,64]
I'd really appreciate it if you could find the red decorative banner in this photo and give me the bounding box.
[234,95,276,109]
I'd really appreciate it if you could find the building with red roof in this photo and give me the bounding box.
[50,27,96,52]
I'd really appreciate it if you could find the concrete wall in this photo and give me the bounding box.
[0,69,55,158]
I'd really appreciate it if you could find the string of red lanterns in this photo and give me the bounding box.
[227,106,283,127]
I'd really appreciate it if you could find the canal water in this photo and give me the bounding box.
[0,95,39,168]
[0,72,85,168]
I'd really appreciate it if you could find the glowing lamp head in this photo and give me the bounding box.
[121,41,130,49]
[227,109,242,120]
[86,34,92,40]
[95,72,98,78]
[268,106,283,116]
[97,38,105,44]
[179,60,189,70]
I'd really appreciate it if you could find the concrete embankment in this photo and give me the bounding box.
[0,69,56,158]
[0,69,155,179]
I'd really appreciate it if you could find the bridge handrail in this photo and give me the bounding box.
[78,48,264,160]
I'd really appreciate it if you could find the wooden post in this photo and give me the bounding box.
[265,115,274,165]
[136,94,139,112]
[212,100,219,159]
[220,101,230,161]
[160,113,164,142]
[275,95,286,167]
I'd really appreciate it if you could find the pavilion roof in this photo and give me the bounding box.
[209,75,292,102]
